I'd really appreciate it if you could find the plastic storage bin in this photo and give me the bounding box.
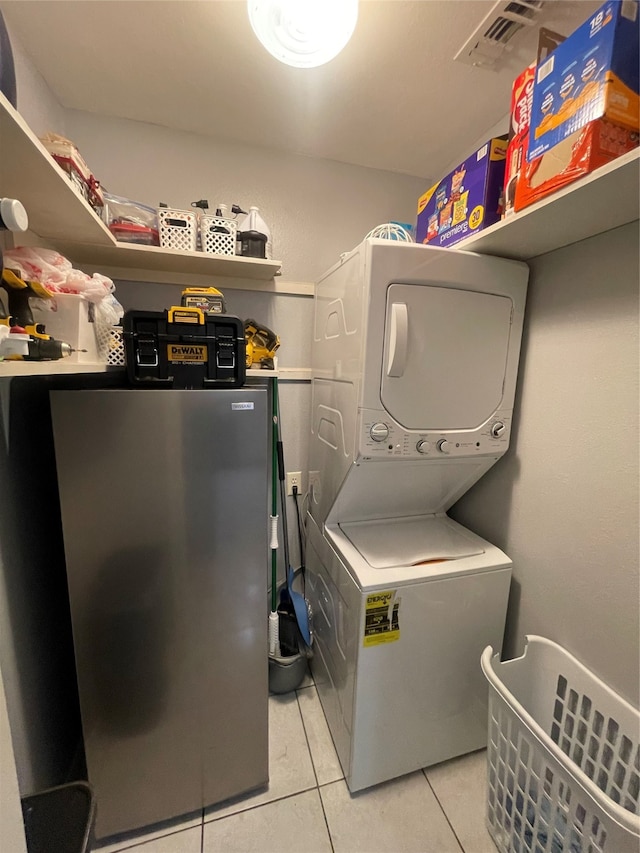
[158,207,197,252]
[482,636,640,853]
[200,214,237,256]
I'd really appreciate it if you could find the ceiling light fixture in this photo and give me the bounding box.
[247,0,358,69]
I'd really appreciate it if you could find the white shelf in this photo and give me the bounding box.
[0,361,114,377]
[0,362,311,380]
[0,94,112,245]
[247,367,312,380]
[459,148,640,260]
[0,92,285,286]
[56,240,283,284]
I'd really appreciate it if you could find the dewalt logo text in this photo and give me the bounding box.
[167,344,208,363]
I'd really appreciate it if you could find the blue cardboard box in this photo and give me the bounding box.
[416,137,507,248]
[529,0,639,161]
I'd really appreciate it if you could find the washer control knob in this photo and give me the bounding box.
[416,440,430,454]
[370,422,389,442]
[491,422,506,438]
[437,439,450,454]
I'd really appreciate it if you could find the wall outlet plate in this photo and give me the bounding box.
[286,471,302,496]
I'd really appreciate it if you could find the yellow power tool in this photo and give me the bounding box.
[1,269,74,360]
[245,319,280,370]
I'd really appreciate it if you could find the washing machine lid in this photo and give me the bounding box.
[339,515,484,569]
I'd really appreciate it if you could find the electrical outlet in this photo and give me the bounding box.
[286,471,302,496]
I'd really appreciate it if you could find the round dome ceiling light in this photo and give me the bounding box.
[247,0,358,69]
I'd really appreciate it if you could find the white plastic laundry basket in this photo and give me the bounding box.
[481,636,639,853]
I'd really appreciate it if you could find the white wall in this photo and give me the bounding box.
[451,222,640,706]
[6,20,66,137]
[64,109,425,282]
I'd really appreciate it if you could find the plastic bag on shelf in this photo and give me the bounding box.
[3,246,123,324]
[39,132,104,211]
[4,246,111,295]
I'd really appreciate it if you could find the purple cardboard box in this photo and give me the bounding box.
[416,137,508,248]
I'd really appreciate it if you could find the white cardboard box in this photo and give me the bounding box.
[32,293,104,363]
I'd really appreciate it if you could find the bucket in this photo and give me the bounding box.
[268,651,308,694]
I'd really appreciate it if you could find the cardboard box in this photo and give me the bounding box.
[33,294,104,363]
[503,30,567,218]
[515,117,638,211]
[528,0,639,161]
[503,64,536,218]
[416,137,507,248]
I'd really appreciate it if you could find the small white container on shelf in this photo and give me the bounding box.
[158,207,198,252]
[482,635,639,853]
[200,215,237,256]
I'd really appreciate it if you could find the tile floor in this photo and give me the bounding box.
[96,670,496,853]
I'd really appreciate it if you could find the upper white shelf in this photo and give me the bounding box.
[0,92,284,285]
[54,240,283,285]
[458,148,639,260]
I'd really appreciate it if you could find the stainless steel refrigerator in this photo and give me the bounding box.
[51,388,269,839]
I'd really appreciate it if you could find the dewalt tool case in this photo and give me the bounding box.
[123,306,246,388]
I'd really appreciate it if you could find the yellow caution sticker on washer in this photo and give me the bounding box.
[363,590,400,647]
[167,344,208,363]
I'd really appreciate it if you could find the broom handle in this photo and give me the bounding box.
[274,382,291,575]
[270,377,279,613]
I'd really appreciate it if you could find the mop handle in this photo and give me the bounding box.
[270,515,279,549]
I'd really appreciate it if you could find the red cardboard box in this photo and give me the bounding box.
[503,64,535,218]
[514,117,638,211]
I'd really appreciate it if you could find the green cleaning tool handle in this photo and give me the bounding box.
[277,440,285,481]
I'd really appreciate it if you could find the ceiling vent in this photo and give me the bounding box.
[454,0,545,69]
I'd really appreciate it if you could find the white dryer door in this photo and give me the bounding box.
[380,283,513,430]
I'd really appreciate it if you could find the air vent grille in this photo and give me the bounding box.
[455,0,546,69]
[485,17,525,44]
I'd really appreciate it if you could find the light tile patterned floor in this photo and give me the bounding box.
[96,675,495,853]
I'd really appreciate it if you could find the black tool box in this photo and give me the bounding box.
[123,307,246,388]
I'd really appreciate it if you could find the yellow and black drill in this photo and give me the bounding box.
[1,269,74,360]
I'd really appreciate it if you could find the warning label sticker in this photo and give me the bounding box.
[363,589,400,647]
[167,344,208,363]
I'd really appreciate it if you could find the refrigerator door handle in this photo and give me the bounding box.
[387,302,408,378]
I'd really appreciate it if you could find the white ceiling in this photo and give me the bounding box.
[2,0,599,181]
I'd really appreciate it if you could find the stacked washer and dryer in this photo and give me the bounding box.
[306,239,528,792]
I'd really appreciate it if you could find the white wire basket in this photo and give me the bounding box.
[481,636,639,853]
[200,215,237,256]
[158,207,198,252]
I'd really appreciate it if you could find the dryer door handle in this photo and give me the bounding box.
[387,302,408,377]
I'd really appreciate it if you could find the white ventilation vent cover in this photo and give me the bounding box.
[455,0,545,69]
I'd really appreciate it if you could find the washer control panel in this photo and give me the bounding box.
[359,408,512,459]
